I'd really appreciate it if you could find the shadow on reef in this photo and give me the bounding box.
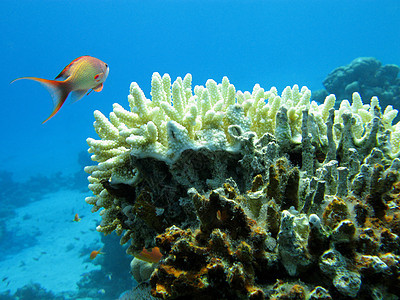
[149,164,400,299]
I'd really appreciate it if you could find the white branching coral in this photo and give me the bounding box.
[86,73,400,161]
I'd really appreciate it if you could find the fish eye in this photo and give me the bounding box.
[105,64,108,68]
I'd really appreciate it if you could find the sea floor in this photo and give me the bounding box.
[0,189,103,297]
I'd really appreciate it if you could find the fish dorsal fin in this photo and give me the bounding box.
[70,89,89,103]
[55,56,89,80]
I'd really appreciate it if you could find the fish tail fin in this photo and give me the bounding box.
[11,77,71,124]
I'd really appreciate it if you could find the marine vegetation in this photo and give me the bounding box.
[85,73,400,299]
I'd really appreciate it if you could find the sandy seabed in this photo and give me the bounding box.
[0,189,103,295]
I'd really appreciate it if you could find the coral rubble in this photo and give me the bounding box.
[85,73,400,299]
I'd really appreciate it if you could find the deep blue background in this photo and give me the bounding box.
[1,0,400,180]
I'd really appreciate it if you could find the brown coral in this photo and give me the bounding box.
[150,189,268,299]
[322,197,350,229]
[149,174,400,299]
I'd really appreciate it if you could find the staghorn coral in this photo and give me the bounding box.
[85,73,400,298]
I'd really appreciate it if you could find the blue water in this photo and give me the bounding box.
[2,0,400,180]
[1,0,399,298]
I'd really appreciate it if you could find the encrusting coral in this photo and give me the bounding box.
[85,73,400,299]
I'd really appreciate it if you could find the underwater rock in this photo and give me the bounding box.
[332,269,361,298]
[267,280,308,300]
[130,257,157,283]
[118,283,157,300]
[313,57,400,115]
[85,73,400,298]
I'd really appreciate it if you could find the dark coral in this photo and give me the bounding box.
[98,139,274,254]
[313,57,400,115]
[147,169,400,299]
[150,188,270,299]
[322,197,350,229]
[94,140,400,299]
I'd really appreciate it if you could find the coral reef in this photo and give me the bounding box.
[13,283,64,300]
[313,57,400,115]
[150,189,268,299]
[85,73,400,299]
[150,169,400,299]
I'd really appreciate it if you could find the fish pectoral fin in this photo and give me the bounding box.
[93,83,104,92]
[70,89,89,103]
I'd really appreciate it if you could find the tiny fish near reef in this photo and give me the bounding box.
[73,213,81,222]
[89,249,104,260]
[11,55,109,123]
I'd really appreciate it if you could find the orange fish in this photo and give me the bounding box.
[11,55,109,123]
[216,209,228,222]
[90,249,104,260]
[73,213,81,222]
[134,247,163,263]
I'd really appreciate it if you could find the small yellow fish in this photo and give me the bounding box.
[73,213,81,222]
[11,55,109,123]
[90,248,104,260]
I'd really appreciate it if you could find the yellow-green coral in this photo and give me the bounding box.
[86,73,400,174]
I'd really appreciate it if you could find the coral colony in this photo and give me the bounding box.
[85,73,400,299]
[313,57,400,113]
